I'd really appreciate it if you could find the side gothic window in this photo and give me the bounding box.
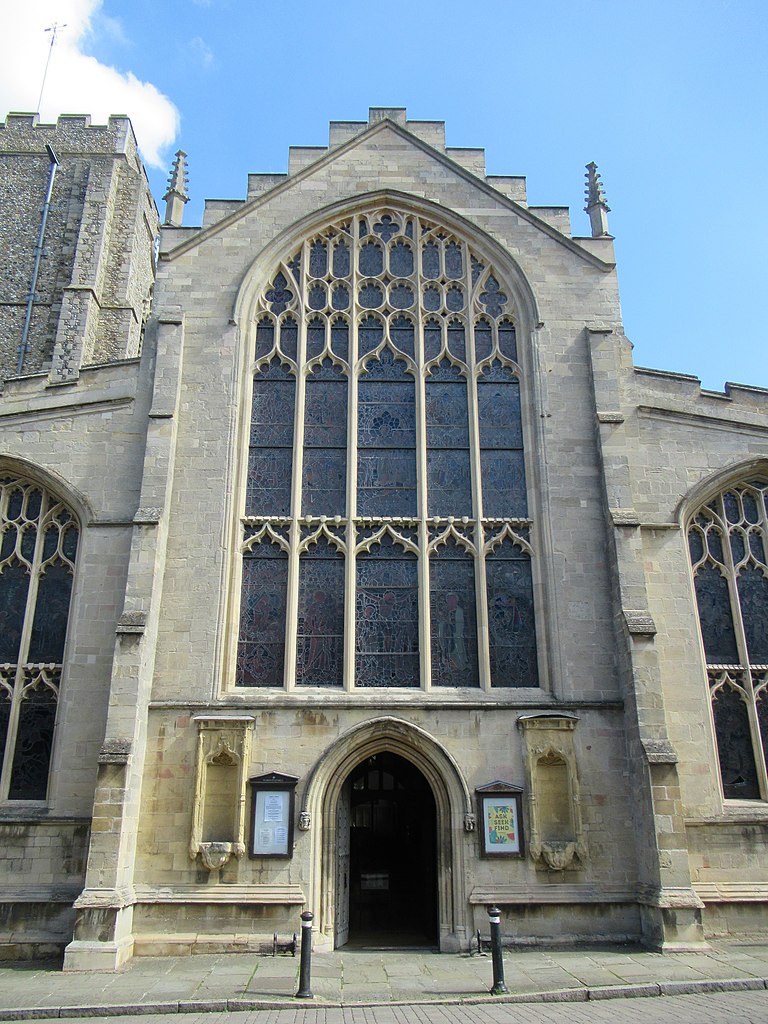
[0,474,79,801]
[688,479,768,800]
[236,207,539,690]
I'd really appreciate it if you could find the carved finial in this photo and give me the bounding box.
[163,149,189,227]
[584,161,611,237]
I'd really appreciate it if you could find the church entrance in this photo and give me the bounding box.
[334,752,437,948]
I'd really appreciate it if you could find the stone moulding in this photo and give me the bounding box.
[189,716,254,872]
[642,738,678,764]
[133,507,162,525]
[116,610,147,635]
[132,884,305,904]
[517,714,587,872]
[610,508,641,526]
[624,610,657,636]
[468,883,635,904]
[637,885,705,910]
[693,882,768,903]
[98,738,132,764]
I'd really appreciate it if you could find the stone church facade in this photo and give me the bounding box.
[0,107,766,967]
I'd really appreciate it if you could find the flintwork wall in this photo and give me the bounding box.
[0,113,158,381]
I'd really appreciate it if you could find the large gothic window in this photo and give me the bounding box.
[688,480,768,800]
[236,207,538,690]
[0,474,79,800]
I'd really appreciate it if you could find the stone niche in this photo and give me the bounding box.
[189,716,254,877]
[517,713,586,872]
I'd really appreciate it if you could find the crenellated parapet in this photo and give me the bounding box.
[0,113,159,384]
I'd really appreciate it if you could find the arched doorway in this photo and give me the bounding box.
[335,752,437,948]
[302,716,474,952]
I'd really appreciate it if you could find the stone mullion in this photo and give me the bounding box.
[0,491,49,800]
[715,497,766,796]
[753,495,768,796]
[344,217,361,692]
[414,219,431,691]
[736,493,768,800]
[465,266,492,692]
[283,281,308,692]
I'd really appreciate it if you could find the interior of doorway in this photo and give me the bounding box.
[335,751,438,949]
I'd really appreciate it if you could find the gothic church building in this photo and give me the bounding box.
[0,108,766,967]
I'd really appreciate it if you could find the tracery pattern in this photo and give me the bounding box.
[238,206,539,689]
[0,475,79,801]
[688,480,768,800]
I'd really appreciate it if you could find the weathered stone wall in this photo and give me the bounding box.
[2,108,765,960]
[0,352,155,953]
[0,113,158,380]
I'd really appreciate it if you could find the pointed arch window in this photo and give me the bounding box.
[0,474,79,801]
[688,480,768,800]
[236,206,540,690]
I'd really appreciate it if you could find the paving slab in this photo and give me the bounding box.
[0,940,768,1018]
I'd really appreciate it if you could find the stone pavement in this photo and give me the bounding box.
[1,941,768,1020]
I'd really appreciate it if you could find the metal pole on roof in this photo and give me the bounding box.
[17,144,59,377]
[36,22,67,114]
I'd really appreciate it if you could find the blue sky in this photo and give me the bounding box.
[1,0,766,390]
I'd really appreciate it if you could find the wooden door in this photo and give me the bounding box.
[334,777,351,947]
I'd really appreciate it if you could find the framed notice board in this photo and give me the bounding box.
[476,782,524,858]
[249,772,299,858]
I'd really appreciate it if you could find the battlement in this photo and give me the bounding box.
[0,112,141,165]
[634,364,768,417]
[0,112,158,385]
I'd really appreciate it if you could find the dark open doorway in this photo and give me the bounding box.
[335,752,437,948]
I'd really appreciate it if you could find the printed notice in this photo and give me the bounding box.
[264,793,284,822]
[482,795,521,855]
[251,788,292,856]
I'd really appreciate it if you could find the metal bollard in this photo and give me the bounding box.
[295,910,314,998]
[487,905,508,995]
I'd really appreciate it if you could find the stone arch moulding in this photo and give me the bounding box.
[301,716,474,952]
[232,189,542,338]
[676,457,768,526]
[0,453,93,528]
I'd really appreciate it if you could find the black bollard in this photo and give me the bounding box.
[295,910,314,998]
[487,905,508,995]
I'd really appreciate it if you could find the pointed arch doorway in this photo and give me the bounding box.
[335,751,438,948]
[304,716,474,952]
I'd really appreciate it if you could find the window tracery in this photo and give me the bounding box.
[236,206,539,690]
[0,474,79,801]
[688,480,768,800]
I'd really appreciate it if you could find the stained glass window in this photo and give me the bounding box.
[486,537,538,687]
[236,539,288,687]
[303,361,347,516]
[297,538,344,687]
[357,349,417,517]
[238,207,538,691]
[356,535,419,688]
[0,476,79,801]
[688,480,768,800]
[247,360,295,516]
[430,539,478,687]
[478,364,527,518]
[426,362,471,517]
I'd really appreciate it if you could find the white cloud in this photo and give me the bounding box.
[0,0,179,168]
[189,36,214,70]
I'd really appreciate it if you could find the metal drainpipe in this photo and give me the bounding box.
[17,143,60,377]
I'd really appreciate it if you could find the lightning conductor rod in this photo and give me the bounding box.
[36,21,66,113]
[18,144,60,376]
